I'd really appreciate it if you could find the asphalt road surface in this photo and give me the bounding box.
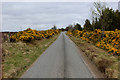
[21,32,93,78]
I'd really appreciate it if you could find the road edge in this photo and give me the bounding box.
[19,34,60,78]
[66,34,105,78]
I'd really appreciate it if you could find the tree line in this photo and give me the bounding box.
[65,1,120,31]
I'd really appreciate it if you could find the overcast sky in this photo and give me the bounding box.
[2,2,118,32]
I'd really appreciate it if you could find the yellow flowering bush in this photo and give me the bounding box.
[67,29,120,55]
[66,31,72,36]
[10,28,59,42]
[19,35,34,42]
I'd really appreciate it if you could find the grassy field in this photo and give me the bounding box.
[2,34,59,78]
[68,35,119,78]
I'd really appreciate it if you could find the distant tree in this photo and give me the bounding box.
[65,27,69,31]
[61,28,65,31]
[91,1,106,38]
[114,10,120,30]
[51,25,57,30]
[101,8,114,30]
[65,25,74,31]
[95,8,120,31]
[94,17,101,29]
[115,10,120,30]
[59,28,65,31]
[83,19,92,31]
[74,23,82,31]
[90,8,96,30]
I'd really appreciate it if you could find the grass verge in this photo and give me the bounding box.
[2,34,59,78]
[67,35,119,78]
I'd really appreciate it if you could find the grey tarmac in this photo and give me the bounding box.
[21,32,94,78]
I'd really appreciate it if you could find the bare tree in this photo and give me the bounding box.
[91,1,106,38]
[90,8,96,30]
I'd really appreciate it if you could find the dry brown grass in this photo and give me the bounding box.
[68,35,119,78]
[2,34,59,78]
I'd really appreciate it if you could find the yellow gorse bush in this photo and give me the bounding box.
[66,31,72,36]
[67,29,120,55]
[10,28,59,42]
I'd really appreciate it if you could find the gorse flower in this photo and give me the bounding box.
[67,29,120,55]
[10,28,59,42]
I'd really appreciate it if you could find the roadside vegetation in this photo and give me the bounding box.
[66,30,119,78]
[65,1,120,78]
[67,29,120,55]
[2,28,60,78]
[10,28,59,42]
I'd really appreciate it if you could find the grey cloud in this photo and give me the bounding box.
[2,2,118,31]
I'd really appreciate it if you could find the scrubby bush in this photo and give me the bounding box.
[10,28,59,42]
[67,29,120,55]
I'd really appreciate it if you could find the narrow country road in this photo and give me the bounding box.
[21,32,93,78]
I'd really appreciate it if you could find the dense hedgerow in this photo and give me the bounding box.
[10,28,59,42]
[67,29,120,55]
